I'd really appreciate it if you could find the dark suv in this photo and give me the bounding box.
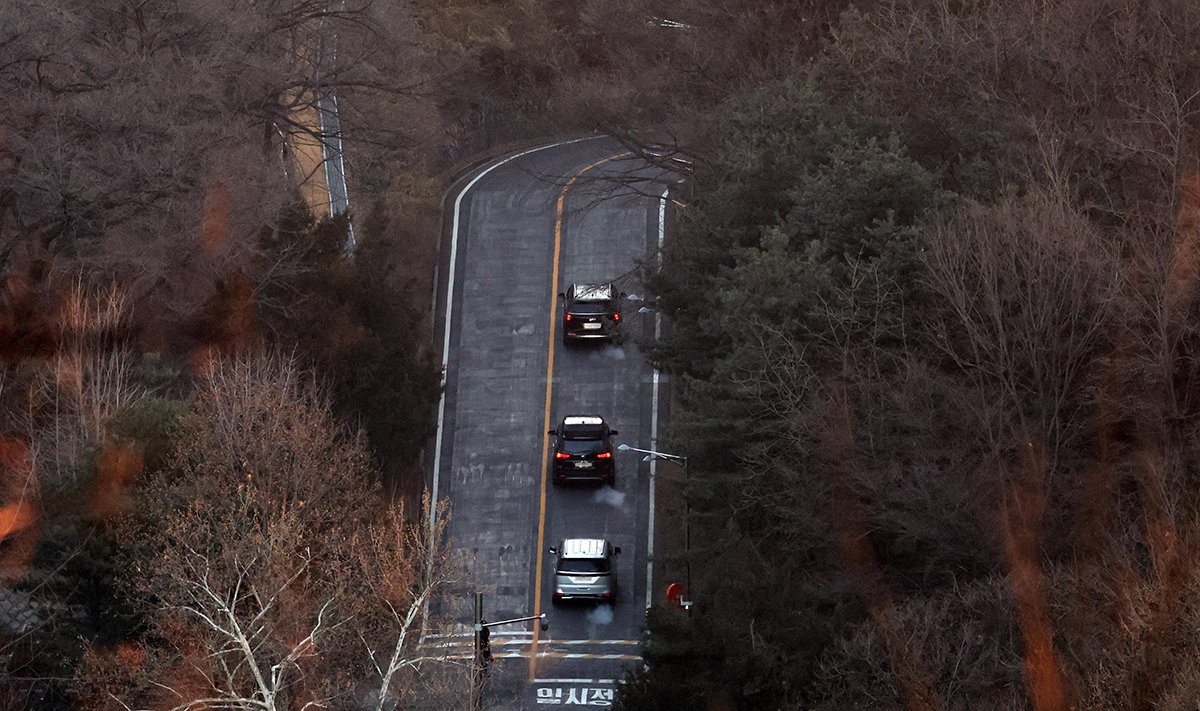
[560,283,620,343]
[549,415,618,484]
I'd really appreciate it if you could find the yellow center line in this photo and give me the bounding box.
[530,151,631,680]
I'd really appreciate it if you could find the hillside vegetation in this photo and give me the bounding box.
[3,0,1200,709]
[619,1,1200,709]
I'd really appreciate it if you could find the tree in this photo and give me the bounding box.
[921,189,1128,451]
[822,0,1200,213]
[0,0,426,317]
[253,201,443,494]
[0,279,176,707]
[632,1,1200,707]
[81,352,464,711]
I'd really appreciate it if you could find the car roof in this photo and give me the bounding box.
[560,538,609,558]
[560,416,608,439]
[563,415,604,426]
[570,283,614,302]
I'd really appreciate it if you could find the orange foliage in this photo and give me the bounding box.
[190,343,222,377]
[189,271,258,373]
[221,272,257,353]
[0,435,39,575]
[824,394,941,711]
[1004,444,1071,711]
[0,502,35,542]
[1166,172,1200,312]
[199,180,232,255]
[91,441,144,519]
[113,640,146,671]
[0,265,57,361]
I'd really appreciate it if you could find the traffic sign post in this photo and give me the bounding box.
[666,582,693,612]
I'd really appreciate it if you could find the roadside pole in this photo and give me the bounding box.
[470,592,547,710]
[472,592,487,711]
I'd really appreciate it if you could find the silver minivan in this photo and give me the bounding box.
[550,538,620,602]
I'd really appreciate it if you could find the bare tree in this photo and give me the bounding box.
[81,353,464,711]
[921,188,1127,450]
[352,498,468,711]
[822,0,1200,216]
[0,0,426,317]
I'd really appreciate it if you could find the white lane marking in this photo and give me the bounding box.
[537,653,639,660]
[536,679,617,684]
[420,631,534,641]
[421,637,639,648]
[646,187,668,609]
[423,640,534,649]
[430,651,641,661]
[537,639,639,645]
[429,136,605,540]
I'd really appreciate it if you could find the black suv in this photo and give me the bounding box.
[560,283,620,343]
[549,415,618,484]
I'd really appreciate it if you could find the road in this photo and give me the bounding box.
[430,136,669,709]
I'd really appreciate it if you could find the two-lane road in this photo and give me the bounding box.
[431,136,667,709]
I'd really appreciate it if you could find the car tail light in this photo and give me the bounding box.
[565,314,573,322]
[555,452,570,459]
[596,452,612,459]
[613,313,620,321]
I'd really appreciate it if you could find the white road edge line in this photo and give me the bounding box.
[539,653,639,660]
[422,638,640,647]
[429,136,605,545]
[646,187,667,609]
[535,679,618,684]
[541,639,641,645]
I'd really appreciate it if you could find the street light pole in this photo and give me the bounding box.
[617,444,691,596]
[483,613,549,628]
[617,443,686,467]
[471,592,549,710]
[472,592,485,711]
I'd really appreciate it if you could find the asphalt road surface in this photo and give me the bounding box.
[430,136,671,709]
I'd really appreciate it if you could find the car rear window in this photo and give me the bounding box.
[558,558,610,574]
[567,303,610,314]
[562,424,605,440]
[561,439,604,455]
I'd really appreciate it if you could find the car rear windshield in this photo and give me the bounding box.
[558,558,610,574]
[561,438,604,454]
[567,303,610,315]
[562,424,605,440]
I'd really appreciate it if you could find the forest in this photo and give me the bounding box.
[3,0,1200,709]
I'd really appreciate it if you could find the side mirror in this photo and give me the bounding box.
[548,429,556,435]
[557,292,566,300]
[548,547,557,555]
[610,430,619,436]
[614,546,622,555]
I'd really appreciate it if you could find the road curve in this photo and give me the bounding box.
[431,136,667,709]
